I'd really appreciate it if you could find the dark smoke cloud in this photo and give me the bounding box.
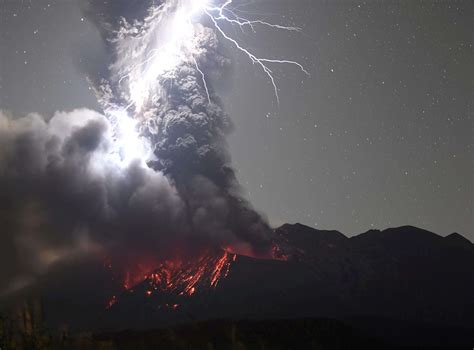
[83,0,273,253]
[0,110,185,294]
[0,0,273,296]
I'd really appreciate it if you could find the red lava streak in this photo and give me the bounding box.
[145,251,234,296]
[105,250,236,309]
[104,241,289,309]
[106,295,117,309]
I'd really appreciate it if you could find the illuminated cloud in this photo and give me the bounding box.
[1,0,306,295]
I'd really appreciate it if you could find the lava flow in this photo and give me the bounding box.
[144,250,234,296]
[104,236,292,310]
[105,250,236,309]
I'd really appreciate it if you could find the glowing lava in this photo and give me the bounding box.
[106,250,235,309]
[147,251,233,294]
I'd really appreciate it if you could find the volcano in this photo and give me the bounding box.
[5,224,474,347]
[104,250,235,311]
[95,225,474,337]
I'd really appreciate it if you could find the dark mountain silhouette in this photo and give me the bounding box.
[3,224,473,347]
[445,232,473,248]
[214,224,474,323]
[89,224,474,346]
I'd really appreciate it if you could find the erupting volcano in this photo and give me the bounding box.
[105,249,237,310]
[1,0,307,298]
[104,238,291,311]
[1,0,472,348]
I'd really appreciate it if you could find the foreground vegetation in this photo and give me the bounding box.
[0,304,383,350]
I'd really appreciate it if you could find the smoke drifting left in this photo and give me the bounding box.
[0,0,274,299]
[0,110,179,295]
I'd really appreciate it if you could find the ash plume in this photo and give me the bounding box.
[0,110,184,295]
[0,0,274,295]
[84,0,274,252]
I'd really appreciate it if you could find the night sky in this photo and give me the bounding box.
[0,0,472,240]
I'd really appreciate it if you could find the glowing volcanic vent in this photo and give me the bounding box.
[106,250,236,310]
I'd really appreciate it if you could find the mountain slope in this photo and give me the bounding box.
[101,224,474,331]
[11,224,472,346]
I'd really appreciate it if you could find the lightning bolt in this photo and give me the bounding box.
[204,0,309,105]
[118,0,309,114]
[193,57,211,103]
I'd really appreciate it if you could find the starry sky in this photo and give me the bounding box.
[0,0,472,239]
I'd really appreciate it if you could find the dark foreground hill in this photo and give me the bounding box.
[2,224,473,348]
[93,319,388,350]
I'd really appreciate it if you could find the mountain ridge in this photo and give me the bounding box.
[279,222,472,243]
[93,224,474,331]
[5,224,473,348]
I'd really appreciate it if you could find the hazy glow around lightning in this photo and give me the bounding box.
[123,0,210,113]
[110,0,307,167]
[120,0,307,113]
[106,109,154,167]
